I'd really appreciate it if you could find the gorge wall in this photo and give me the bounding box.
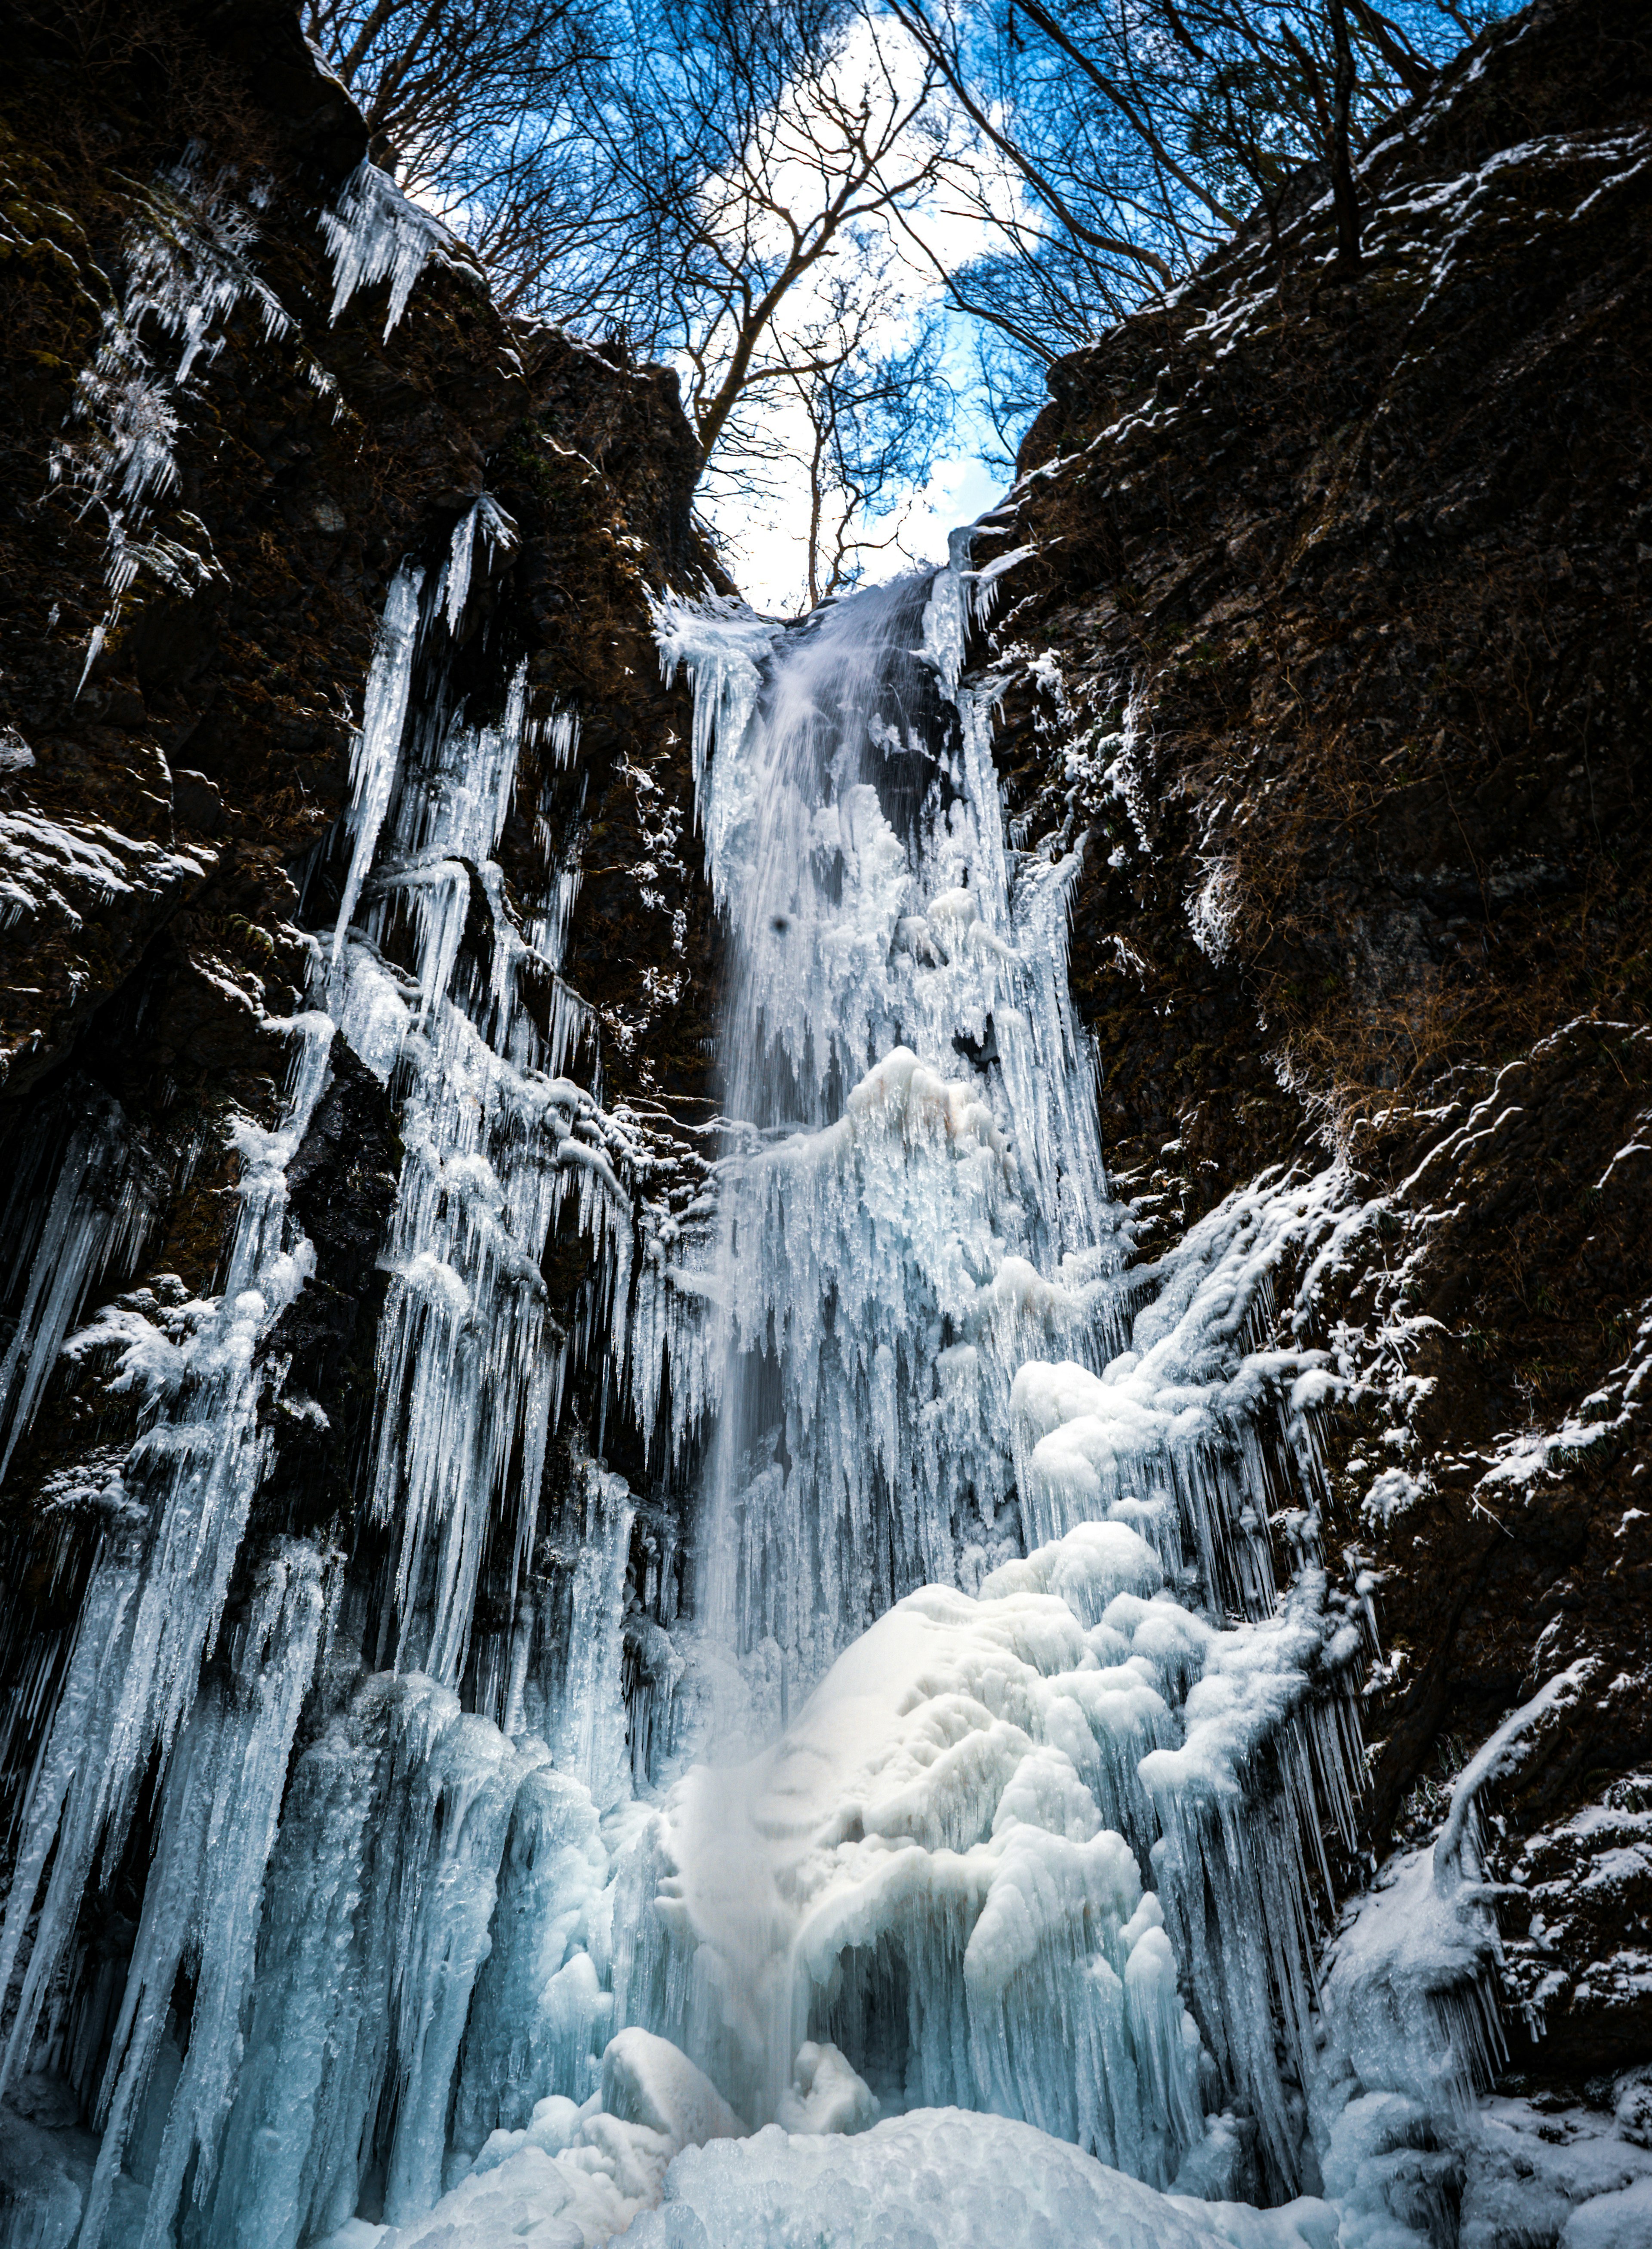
[974,0,1652,2094]
[0,1,1648,2245]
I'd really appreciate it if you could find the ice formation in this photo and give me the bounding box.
[319,161,478,339]
[618,2110,1341,2249]
[49,157,291,685]
[3,494,1601,2249]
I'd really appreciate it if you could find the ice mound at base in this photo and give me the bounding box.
[622,1516,1360,2187]
[621,2110,1338,2249]
[318,2031,745,2249]
[623,1521,1221,2173]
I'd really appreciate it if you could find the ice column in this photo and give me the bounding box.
[0,1012,336,2111]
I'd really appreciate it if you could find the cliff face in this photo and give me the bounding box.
[974,0,1651,2088]
[0,0,720,1739]
[1,0,1650,2224]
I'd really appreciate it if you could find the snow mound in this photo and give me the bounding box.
[322,2035,745,2249]
[622,2109,1301,2249]
[602,2029,747,2149]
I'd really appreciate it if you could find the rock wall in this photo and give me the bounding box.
[1,0,1649,2200]
[971,0,1652,2089]
[0,0,722,1784]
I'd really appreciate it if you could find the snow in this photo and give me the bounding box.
[0,812,208,936]
[620,2109,1304,2249]
[1562,2174,1652,2249]
[305,2034,744,2249]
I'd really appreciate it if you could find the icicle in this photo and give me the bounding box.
[330,563,423,966]
[451,1764,613,2152]
[0,1090,157,1481]
[200,1675,558,2246]
[70,1543,331,2249]
[549,1464,636,1811]
[50,154,290,689]
[437,494,519,637]
[319,160,469,337]
[0,1011,335,2110]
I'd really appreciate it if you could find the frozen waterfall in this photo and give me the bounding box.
[0,507,1462,2249]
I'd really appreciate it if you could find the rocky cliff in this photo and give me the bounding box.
[0,0,724,1724]
[0,0,1649,2236]
[973,0,1652,2095]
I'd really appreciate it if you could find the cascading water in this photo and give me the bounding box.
[610,555,1369,2182]
[1,488,1443,2249]
[665,558,1118,1714]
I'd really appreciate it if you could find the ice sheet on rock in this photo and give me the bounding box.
[1011,1164,1353,1617]
[546,1465,637,1807]
[1320,1659,1597,2144]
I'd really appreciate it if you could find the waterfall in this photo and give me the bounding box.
[0,526,1396,2249]
[613,554,1368,2184]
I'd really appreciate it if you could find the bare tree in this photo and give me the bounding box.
[309,0,958,532]
[304,0,597,191]
[302,0,636,315]
[565,0,955,494]
[889,0,1495,420]
[784,240,954,605]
